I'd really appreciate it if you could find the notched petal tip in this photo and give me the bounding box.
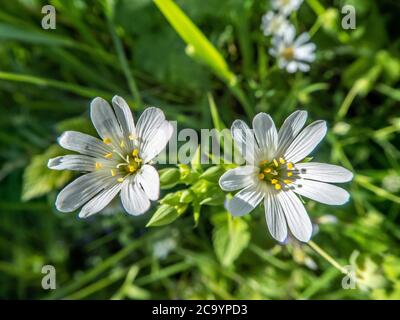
[47,157,59,169]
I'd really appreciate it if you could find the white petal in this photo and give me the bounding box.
[219,166,258,191]
[296,162,353,183]
[294,32,310,47]
[293,179,350,205]
[227,183,264,217]
[79,183,122,218]
[140,120,173,163]
[111,95,136,138]
[48,155,96,171]
[277,110,307,156]
[264,190,287,242]
[90,97,123,147]
[120,177,151,216]
[286,61,298,73]
[231,120,259,165]
[297,62,310,72]
[58,131,111,157]
[278,189,312,242]
[284,120,327,163]
[136,165,160,201]
[253,113,278,160]
[55,172,111,212]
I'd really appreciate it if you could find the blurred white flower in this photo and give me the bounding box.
[269,26,316,73]
[153,238,177,260]
[382,174,400,193]
[48,96,173,218]
[219,111,353,243]
[261,11,292,37]
[272,0,304,16]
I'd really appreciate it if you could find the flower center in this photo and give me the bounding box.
[95,137,143,183]
[258,157,295,190]
[282,47,295,60]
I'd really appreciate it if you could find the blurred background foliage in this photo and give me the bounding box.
[0,0,399,299]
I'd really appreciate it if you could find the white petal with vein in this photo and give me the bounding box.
[227,183,264,216]
[296,162,353,183]
[284,120,327,163]
[293,179,350,205]
[219,166,258,191]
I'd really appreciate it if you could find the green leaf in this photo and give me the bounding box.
[22,145,72,201]
[199,166,224,183]
[212,213,250,267]
[153,0,236,84]
[146,204,186,227]
[159,167,181,189]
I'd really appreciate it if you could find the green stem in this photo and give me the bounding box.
[308,240,347,274]
[106,16,142,108]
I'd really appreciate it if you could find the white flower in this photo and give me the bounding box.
[219,111,353,243]
[271,0,303,16]
[153,238,177,260]
[261,11,292,37]
[269,26,316,73]
[48,96,173,218]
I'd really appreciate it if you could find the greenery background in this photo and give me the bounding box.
[0,0,399,299]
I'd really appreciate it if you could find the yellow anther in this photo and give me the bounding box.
[103,137,111,145]
[104,152,113,159]
[283,179,292,184]
[279,157,285,164]
[274,183,282,190]
[258,173,265,180]
[134,157,142,163]
[271,179,278,184]
[95,162,102,169]
[287,162,294,169]
[120,140,125,148]
[117,178,124,183]
[264,167,272,173]
[111,169,116,177]
[132,149,139,157]
[128,165,136,173]
[259,160,268,166]
[287,172,293,177]
[273,159,279,167]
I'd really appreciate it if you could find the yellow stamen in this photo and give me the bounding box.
[273,159,279,167]
[120,140,125,148]
[279,157,285,164]
[271,179,278,184]
[129,133,136,140]
[117,178,124,183]
[128,165,136,173]
[104,153,113,159]
[274,183,282,190]
[103,137,111,145]
[264,167,272,173]
[287,172,293,177]
[259,160,268,166]
[95,162,102,169]
[287,162,294,169]
[132,149,139,157]
[134,157,142,163]
[258,173,265,180]
[111,169,116,177]
[283,179,292,184]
